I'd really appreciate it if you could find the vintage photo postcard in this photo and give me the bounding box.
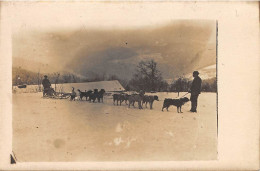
[12,18,217,162]
[0,1,259,170]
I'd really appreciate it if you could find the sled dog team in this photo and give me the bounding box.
[112,91,190,113]
[75,87,189,112]
[112,92,159,110]
[71,87,106,103]
[44,70,201,113]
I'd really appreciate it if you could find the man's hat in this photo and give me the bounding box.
[44,75,48,78]
[193,71,199,75]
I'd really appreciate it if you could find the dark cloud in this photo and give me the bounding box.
[13,20,216,80]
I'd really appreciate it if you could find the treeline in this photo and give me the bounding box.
[12,67,127,86]
[169,77,217,92]
[12,67,81,85]
[13,60,217,92]
[124,60,216,92]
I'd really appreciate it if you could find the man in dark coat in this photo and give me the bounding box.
[42,75,51,96]
[189,71,202,112]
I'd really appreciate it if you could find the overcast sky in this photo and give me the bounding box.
[12,2,216,80]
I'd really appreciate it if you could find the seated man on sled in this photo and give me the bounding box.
[42,75,54,97]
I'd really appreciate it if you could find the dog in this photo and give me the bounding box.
[122,94,130,105]
[77,89,93,101]
[128,93,145,109]
[162,97,189,113]
[113,94,121,106]
[97,89,106,102]
[142,95,159,109]
[89,89,99,102]
[113,93,129,106]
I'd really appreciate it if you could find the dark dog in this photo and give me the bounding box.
[89,89,99,102]
[162,97,189,113]
[122,94,130,105]
[142,95,159,109]
[113,94,121,106]
[77,89,93,101]
[113,93,129,106]
[97,89,106,102]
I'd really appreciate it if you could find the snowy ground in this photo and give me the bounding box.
[12,92,217,161]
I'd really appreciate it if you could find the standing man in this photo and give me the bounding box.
[70,87,76,101]
[42,75,51,96]
[189,71,202,113]
[17,75,22,85]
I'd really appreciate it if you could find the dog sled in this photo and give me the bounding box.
[43,87,71,99]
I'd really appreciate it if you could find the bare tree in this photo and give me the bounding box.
[129,59,167,92]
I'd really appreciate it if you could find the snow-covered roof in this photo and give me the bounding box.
[54,80,125,93]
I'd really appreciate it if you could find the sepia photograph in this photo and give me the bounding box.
[10,3,218,162]
[0,1,259,170]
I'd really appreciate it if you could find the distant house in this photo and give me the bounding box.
[53,80,125,93]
